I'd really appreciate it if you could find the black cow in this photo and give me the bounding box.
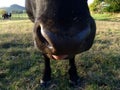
[25,0,96,87]
[2,13,12,20]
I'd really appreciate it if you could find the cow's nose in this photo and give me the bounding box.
[34,21,91,55]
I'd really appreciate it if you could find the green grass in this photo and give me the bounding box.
[91,13,120,21]
[11,13,28,20]
[0,19,120,90]
[92,14,112,21]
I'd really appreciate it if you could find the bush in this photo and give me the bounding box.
[104,0,120,12]
[90,0,120,13]
[0,9,7,15]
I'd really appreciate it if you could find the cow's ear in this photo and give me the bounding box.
[25,0,35,22]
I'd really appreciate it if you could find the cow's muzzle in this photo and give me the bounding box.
[33,22,91,58]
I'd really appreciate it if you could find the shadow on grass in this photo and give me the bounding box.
[76,51,120,90]
[0,33,32,48]
[0,28,120,89]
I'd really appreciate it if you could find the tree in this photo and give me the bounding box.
[0,9,7,15]
[89,0,104,13]
[90,0,120,13]
[104,0,120,12]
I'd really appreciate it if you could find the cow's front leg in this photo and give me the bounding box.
[69,56,80,87]
[40,54,51,87]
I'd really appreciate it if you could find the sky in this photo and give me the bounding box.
[0,0,94,7]
[0,0,25,7]
[88,0,94,4]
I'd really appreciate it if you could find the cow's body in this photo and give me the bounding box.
[26,0,96,87]
[2,13,12,20]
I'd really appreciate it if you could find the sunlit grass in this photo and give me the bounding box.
[92,13,112,20]
[0,19,120,90]
[91,13,120,21]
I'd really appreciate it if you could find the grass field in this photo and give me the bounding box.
[0,13,28,20]
[91,13,120,21]
[0,17,120,89]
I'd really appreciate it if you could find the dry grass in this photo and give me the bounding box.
[0,20,120,90]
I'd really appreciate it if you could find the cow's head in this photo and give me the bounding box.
[26,0,96,59]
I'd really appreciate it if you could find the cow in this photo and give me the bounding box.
[2,13,12,20]
[25,0,96,87]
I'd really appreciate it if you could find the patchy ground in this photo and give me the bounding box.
[0,20,120,90]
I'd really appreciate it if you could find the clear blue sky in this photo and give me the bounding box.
[0,0,94,7]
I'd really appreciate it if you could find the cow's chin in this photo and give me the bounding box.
[52,55,68,60]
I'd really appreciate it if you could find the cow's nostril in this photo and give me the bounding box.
[35,25,53,49]
[36,25,48,45]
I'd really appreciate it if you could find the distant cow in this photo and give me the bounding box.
[26,0,96,87]
[2,13,12,20]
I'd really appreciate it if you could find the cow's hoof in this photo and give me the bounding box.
[40,79,51,88]
[69,78,81,87]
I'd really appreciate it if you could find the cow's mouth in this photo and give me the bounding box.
[52,55,68,60]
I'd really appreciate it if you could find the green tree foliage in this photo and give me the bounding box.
[104,0,120,12]
[0,9,7,15]
[89,0,104,12]
[90,0,120,13]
